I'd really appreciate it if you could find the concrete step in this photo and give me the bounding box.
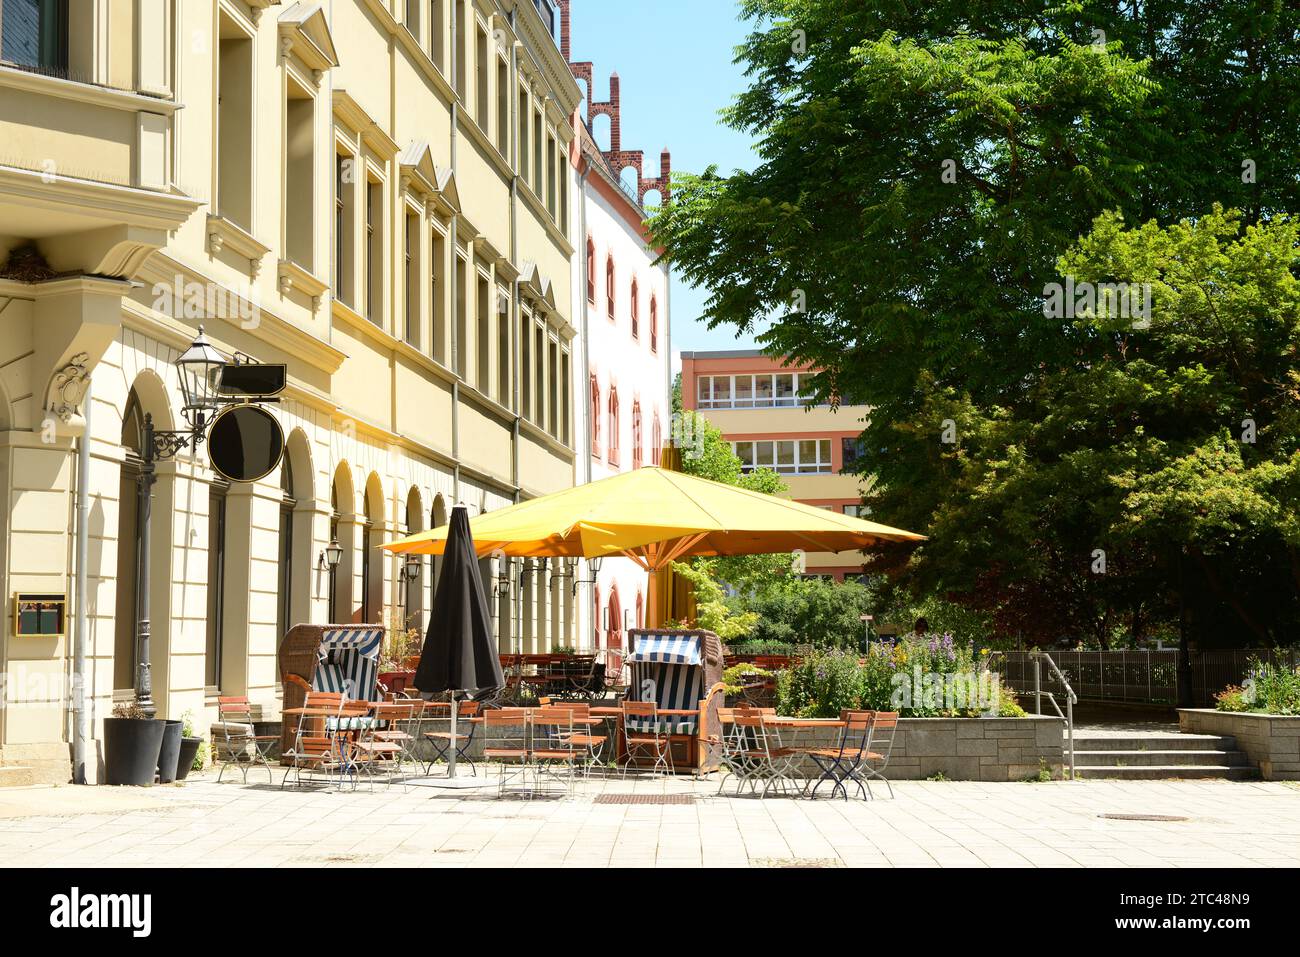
[0,766,35,788]
[1071,733,1237,751]
[1074,749,1251,768]
[1074,764,1261,781]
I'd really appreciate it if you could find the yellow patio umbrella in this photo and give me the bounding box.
[383,466,924,626]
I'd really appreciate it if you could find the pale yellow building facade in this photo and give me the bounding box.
[0,0,581,782]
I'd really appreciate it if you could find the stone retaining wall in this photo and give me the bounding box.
[1178,709,1300,780]
[259,715,1065,782]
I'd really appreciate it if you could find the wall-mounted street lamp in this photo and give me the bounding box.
[131,327,228,718]
[319,538,342,619]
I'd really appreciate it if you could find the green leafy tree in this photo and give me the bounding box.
[651,0,1300,648]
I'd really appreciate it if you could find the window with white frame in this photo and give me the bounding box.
[697,372,816,409]
[732,438,833,474]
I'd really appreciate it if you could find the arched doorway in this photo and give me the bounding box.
[113,390,146,691]
[403,487,424,631]
[329,464,356,623]
[276,429,314,640]
[361,473,384,624]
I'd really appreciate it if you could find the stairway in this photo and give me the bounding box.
[1072,731,1259,780]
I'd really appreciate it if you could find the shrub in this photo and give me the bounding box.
[722,663,771,696]
[1215,685,1251,713]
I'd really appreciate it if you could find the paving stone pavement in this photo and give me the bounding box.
[0,771,1297,868]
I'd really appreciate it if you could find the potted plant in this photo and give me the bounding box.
[174,710,205,781]
[379,611,422,695]
[102,701,166,786]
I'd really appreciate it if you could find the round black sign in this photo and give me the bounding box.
[207,404,284,483]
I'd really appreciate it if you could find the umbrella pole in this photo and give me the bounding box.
[447,690,458,779]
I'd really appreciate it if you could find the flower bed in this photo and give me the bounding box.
[1178,710,1300,780]
[775,637,1026,718]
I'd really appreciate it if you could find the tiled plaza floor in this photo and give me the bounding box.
[0,771,1297,868]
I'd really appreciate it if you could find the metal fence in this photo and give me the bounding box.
[989,648,1300,707]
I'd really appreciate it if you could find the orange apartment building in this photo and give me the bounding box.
[680,350,872,581]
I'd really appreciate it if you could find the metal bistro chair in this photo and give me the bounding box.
[214,696,278,784]
[732,711,798,798]
[530,707,579,795]
[620,700,675,778]
[280,691,347,789]
[860,711,899,800]
[351,702,413,790]
[713,706,771,795]
[482,708,531,798]
[543,701,607,779]
[424,699,482,776]
[803,710,886,800]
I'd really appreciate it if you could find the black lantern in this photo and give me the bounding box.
[403,554,422,581]
[175,325,227,427]
[325,539,343,568]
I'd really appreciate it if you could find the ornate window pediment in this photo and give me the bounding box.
[279,2,339,73]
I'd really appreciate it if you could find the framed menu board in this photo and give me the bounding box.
[13,594,66,638]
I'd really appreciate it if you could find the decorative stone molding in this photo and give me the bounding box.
[206,214,271,276]
[46,353,92,424]
[277,259,329,311]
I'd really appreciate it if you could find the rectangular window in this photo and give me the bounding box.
[774,373,796,406]
[561,349,571,445]
[733,375,754,407]
[533,112,543,193]
[334,154,355,305]
[285,80,315,270]
[1,0,67,70]
[453,0,466,97]
[430,0,445,71]
[497,292,510,406]
[405,0,420,35]
[737,439,833,474]
[216,26,253,230]
[517,89,529,178]
[405,210,420,346]
[696,376,711,407]
[546,132,557,218]
[754,374,774,406]
[430,227,446,363]
[454,256,467,377]
[365,178,383,323]
[496,58,509,154]
[711,376,731,407]
[521,310,532,420]
[205,481,229,689]
[476,272,490,391]
[475,25,489,127]
[534,322,545,426]
[843,503,865,518]
[548,338,558,436]
[559,142,569,232]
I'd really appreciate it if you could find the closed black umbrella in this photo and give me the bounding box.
[415,505,503,778]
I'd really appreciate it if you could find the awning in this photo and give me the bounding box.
[628,634,702,666]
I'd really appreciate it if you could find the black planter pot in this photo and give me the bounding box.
[103,718,166,786]
[156,720,183,783]
[175,737,202,781]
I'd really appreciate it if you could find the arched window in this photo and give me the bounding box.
[276,455,297,642]
[631,399,643,469]
[589,375,601,457]
[586,236,596,303]
[651,413,662,466]
[649,295,658,353]
[362,475,384,624]
[630,278,639,339]
[605,255,615,320]
[607,586,622,655]
[608,386,620,465]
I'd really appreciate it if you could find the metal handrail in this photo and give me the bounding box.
[1029,652,1076,780]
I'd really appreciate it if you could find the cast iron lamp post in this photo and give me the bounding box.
[133,327,227,717]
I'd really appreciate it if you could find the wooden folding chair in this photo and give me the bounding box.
[214,696,278,784]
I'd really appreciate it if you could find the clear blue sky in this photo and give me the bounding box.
[564,0,767,364]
